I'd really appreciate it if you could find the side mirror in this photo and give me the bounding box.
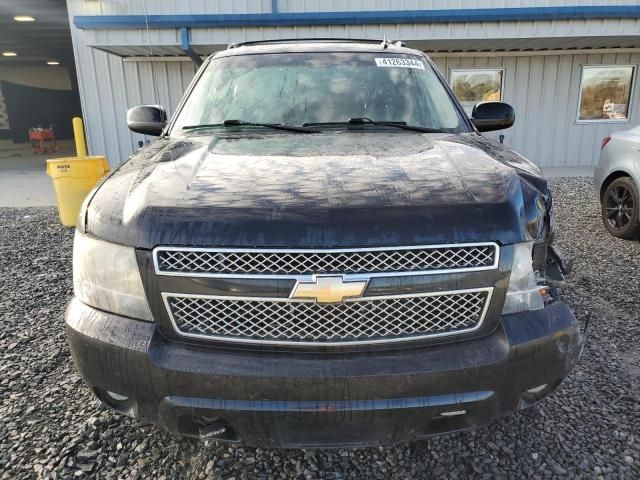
[471,101,515,132]
[127,105,167,136]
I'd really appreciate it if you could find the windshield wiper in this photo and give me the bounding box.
[303,117,447,133]
[182,119,320,134]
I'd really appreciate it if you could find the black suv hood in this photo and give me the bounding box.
[85,132,550,249]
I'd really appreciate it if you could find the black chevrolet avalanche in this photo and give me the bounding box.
[66,40,586,448]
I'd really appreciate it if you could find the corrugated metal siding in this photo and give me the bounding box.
[79,18,640,56]
[73,0,640,15]
[72,49,640,168]
[70,36,195,163]
[185,19,640,49]
[66,0,640,167]
[282,0,640,12]
[86,0,272,15]
[433,52,640,166]
[69,1,640,54]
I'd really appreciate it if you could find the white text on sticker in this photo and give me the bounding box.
[375,58,425,70]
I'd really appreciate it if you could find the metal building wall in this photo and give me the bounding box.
[66,0,640,167]
[432,51,640,166]
[67,47,640,167]
[67,46,195,164]
[72,0,640,15]
[66,48,640,167]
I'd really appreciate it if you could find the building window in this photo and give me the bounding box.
[578,65,635,122]
[450,69,504,116]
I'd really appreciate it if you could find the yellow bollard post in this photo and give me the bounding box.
[72,117,87,157]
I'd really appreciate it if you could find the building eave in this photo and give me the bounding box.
[73,6,640,30]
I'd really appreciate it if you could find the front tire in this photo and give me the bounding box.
[601,176,640,239]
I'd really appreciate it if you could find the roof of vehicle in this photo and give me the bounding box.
[212,39,427,59]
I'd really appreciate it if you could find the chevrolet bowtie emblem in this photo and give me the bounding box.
[290,275,368,304]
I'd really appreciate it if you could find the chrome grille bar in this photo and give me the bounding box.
[154,243,499,278]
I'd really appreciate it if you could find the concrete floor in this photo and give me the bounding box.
[0,140,75,207]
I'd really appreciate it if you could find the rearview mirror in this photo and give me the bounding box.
[127,105,167,136]
[471,101,515,132]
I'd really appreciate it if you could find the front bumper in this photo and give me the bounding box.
[66,298,586,448]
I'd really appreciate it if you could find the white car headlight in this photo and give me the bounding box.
[502,242,545,315]
[73,231,153,321]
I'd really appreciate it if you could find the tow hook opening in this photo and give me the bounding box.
[415,410,473,437]
[177,412,239,442]
[518,380,561,409]
[93,387,137,417]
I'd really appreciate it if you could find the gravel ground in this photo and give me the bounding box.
[1,177,639,479]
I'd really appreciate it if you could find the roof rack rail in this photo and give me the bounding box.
[227,38,406,49]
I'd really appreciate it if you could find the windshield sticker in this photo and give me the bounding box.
[375,57,425,69]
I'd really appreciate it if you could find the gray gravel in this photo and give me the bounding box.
[1,177,639,479]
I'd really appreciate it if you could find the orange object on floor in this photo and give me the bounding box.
[29,127,58,154]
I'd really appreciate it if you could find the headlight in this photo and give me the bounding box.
[502,242,545,314]
[73,231,153,321]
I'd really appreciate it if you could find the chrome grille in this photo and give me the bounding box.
[164,289,491,345]
[154,244,498,276]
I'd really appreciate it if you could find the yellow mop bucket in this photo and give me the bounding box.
[46,156,109,227]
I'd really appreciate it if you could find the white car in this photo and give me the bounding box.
[594,125,640,239]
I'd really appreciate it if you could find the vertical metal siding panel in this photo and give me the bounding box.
[628,53,640,132]
[73,0,640,14]
[136,62,156,105]
[473,57,489,69]
[104,53,130,163]
[123,61,148,149]
[564,54,587,166]
[181,62,197,93]
[153,62,170,117]
[165,63,183,117]
[163,62,177,116]
[432,58,446,76]
[510,56,531,156]
[448,57,463,78]
[83,49,108,158]
[487,56,509,144]
[523,56,545,164]
[91,49,120,162]
[333,0,348,11]
[505,55,521,153]
[67,2,104,157]
[537,55,560,166]
[432,50,640,168]
[551,55,575,166]
[459,57,475,70]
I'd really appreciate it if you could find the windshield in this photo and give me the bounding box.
[170,52,468,134]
